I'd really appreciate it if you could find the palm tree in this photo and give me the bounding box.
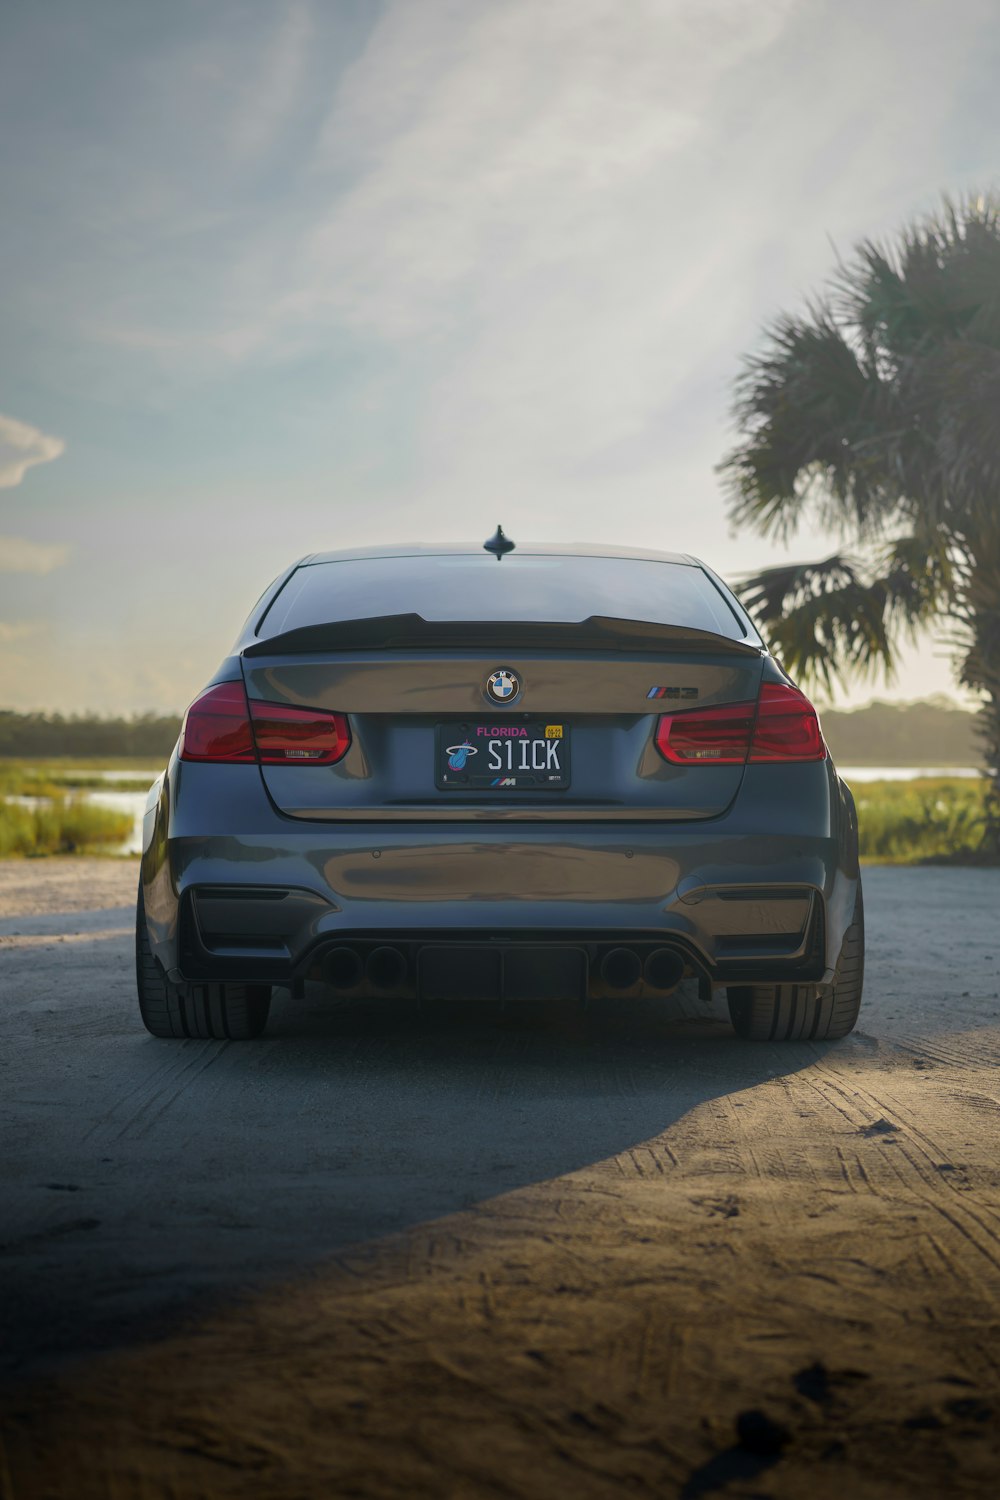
[720,192,1000,854]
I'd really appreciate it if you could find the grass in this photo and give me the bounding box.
[0,759,149,856]
[0,758,159,797]
[0,795,134,856]
[853,776,992,864]
[0,760,991,864]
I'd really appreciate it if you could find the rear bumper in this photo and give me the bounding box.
[141,756,859,992]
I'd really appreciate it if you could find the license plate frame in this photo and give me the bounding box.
[436,721,571,790]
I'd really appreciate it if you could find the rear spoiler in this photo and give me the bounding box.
[242,613,763,658]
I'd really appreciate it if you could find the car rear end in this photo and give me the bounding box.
[138,547,861,1037]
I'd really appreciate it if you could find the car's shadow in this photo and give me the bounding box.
[2,981,830,1380]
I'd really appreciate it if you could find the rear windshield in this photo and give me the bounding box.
[256,554,748,641]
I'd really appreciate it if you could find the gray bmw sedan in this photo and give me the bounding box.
[136,536,863,1043]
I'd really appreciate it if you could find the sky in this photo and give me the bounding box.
[2,0,999,716]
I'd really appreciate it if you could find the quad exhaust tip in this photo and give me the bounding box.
[366,945,407,992]
[323,942,684,998]
[601,947,642,990]
[322,944,408,992]
[600,946,686,993]
[323,946,364,991]
[644,947,685,994]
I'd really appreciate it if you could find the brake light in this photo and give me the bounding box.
[654,700,755,765]
[249,699,351,764]
[655,683,825,766]
[749,683,825,762]
[180,682,256,762]
[180,682,351,765]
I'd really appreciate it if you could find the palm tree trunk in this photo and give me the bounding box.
[977,693,1000,856]
[963,543,1000,856]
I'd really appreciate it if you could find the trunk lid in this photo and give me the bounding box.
[242,628,764,822]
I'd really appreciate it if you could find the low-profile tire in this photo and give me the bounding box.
[727,887,864,1043]
[135,883,271,1040]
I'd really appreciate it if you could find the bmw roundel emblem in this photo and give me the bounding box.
[485,668,520,706]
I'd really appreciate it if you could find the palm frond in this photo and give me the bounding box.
[838,192,1000,359]
[720,313,900,544]
[880,530,957,624]
[723,189,1000,826]
[736,554,897,692]
[735,537,951,693]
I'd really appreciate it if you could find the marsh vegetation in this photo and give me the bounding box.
[0,796,134,856]
[0,760,153,855]
[0,758,989,863]
[852,775,989,863]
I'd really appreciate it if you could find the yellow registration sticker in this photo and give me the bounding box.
[544,725,563,738]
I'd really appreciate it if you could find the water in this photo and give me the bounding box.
[44,768,156,784]
[839,766,984,782]
[86,789,149,854]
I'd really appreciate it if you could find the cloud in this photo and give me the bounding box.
[77,0,989,504]
[300,0,797,335]
[0,413,65,489]
[0,535,70,575]
[78,0,801,368]
[284,0,994,531]
[276,0,808,504]
[226,1,314,162]
[23,0,1000,534]
[68,0,994,405]
[0,621,39,644]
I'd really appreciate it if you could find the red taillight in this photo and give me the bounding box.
[180,682,256,762]
[749,683,825,763]
[180,682,351,765]
[654,683,825,766]
[249,699,351,765]
[654,700,755,765]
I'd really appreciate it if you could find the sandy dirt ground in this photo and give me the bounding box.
[1,857,1000,1497]
[0,858,139,917]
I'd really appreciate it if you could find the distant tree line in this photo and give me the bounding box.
[0,710,182,758]
[821,700,979,767]
[0,701,982,765]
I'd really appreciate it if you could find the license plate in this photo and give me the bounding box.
[436,722,570,790]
